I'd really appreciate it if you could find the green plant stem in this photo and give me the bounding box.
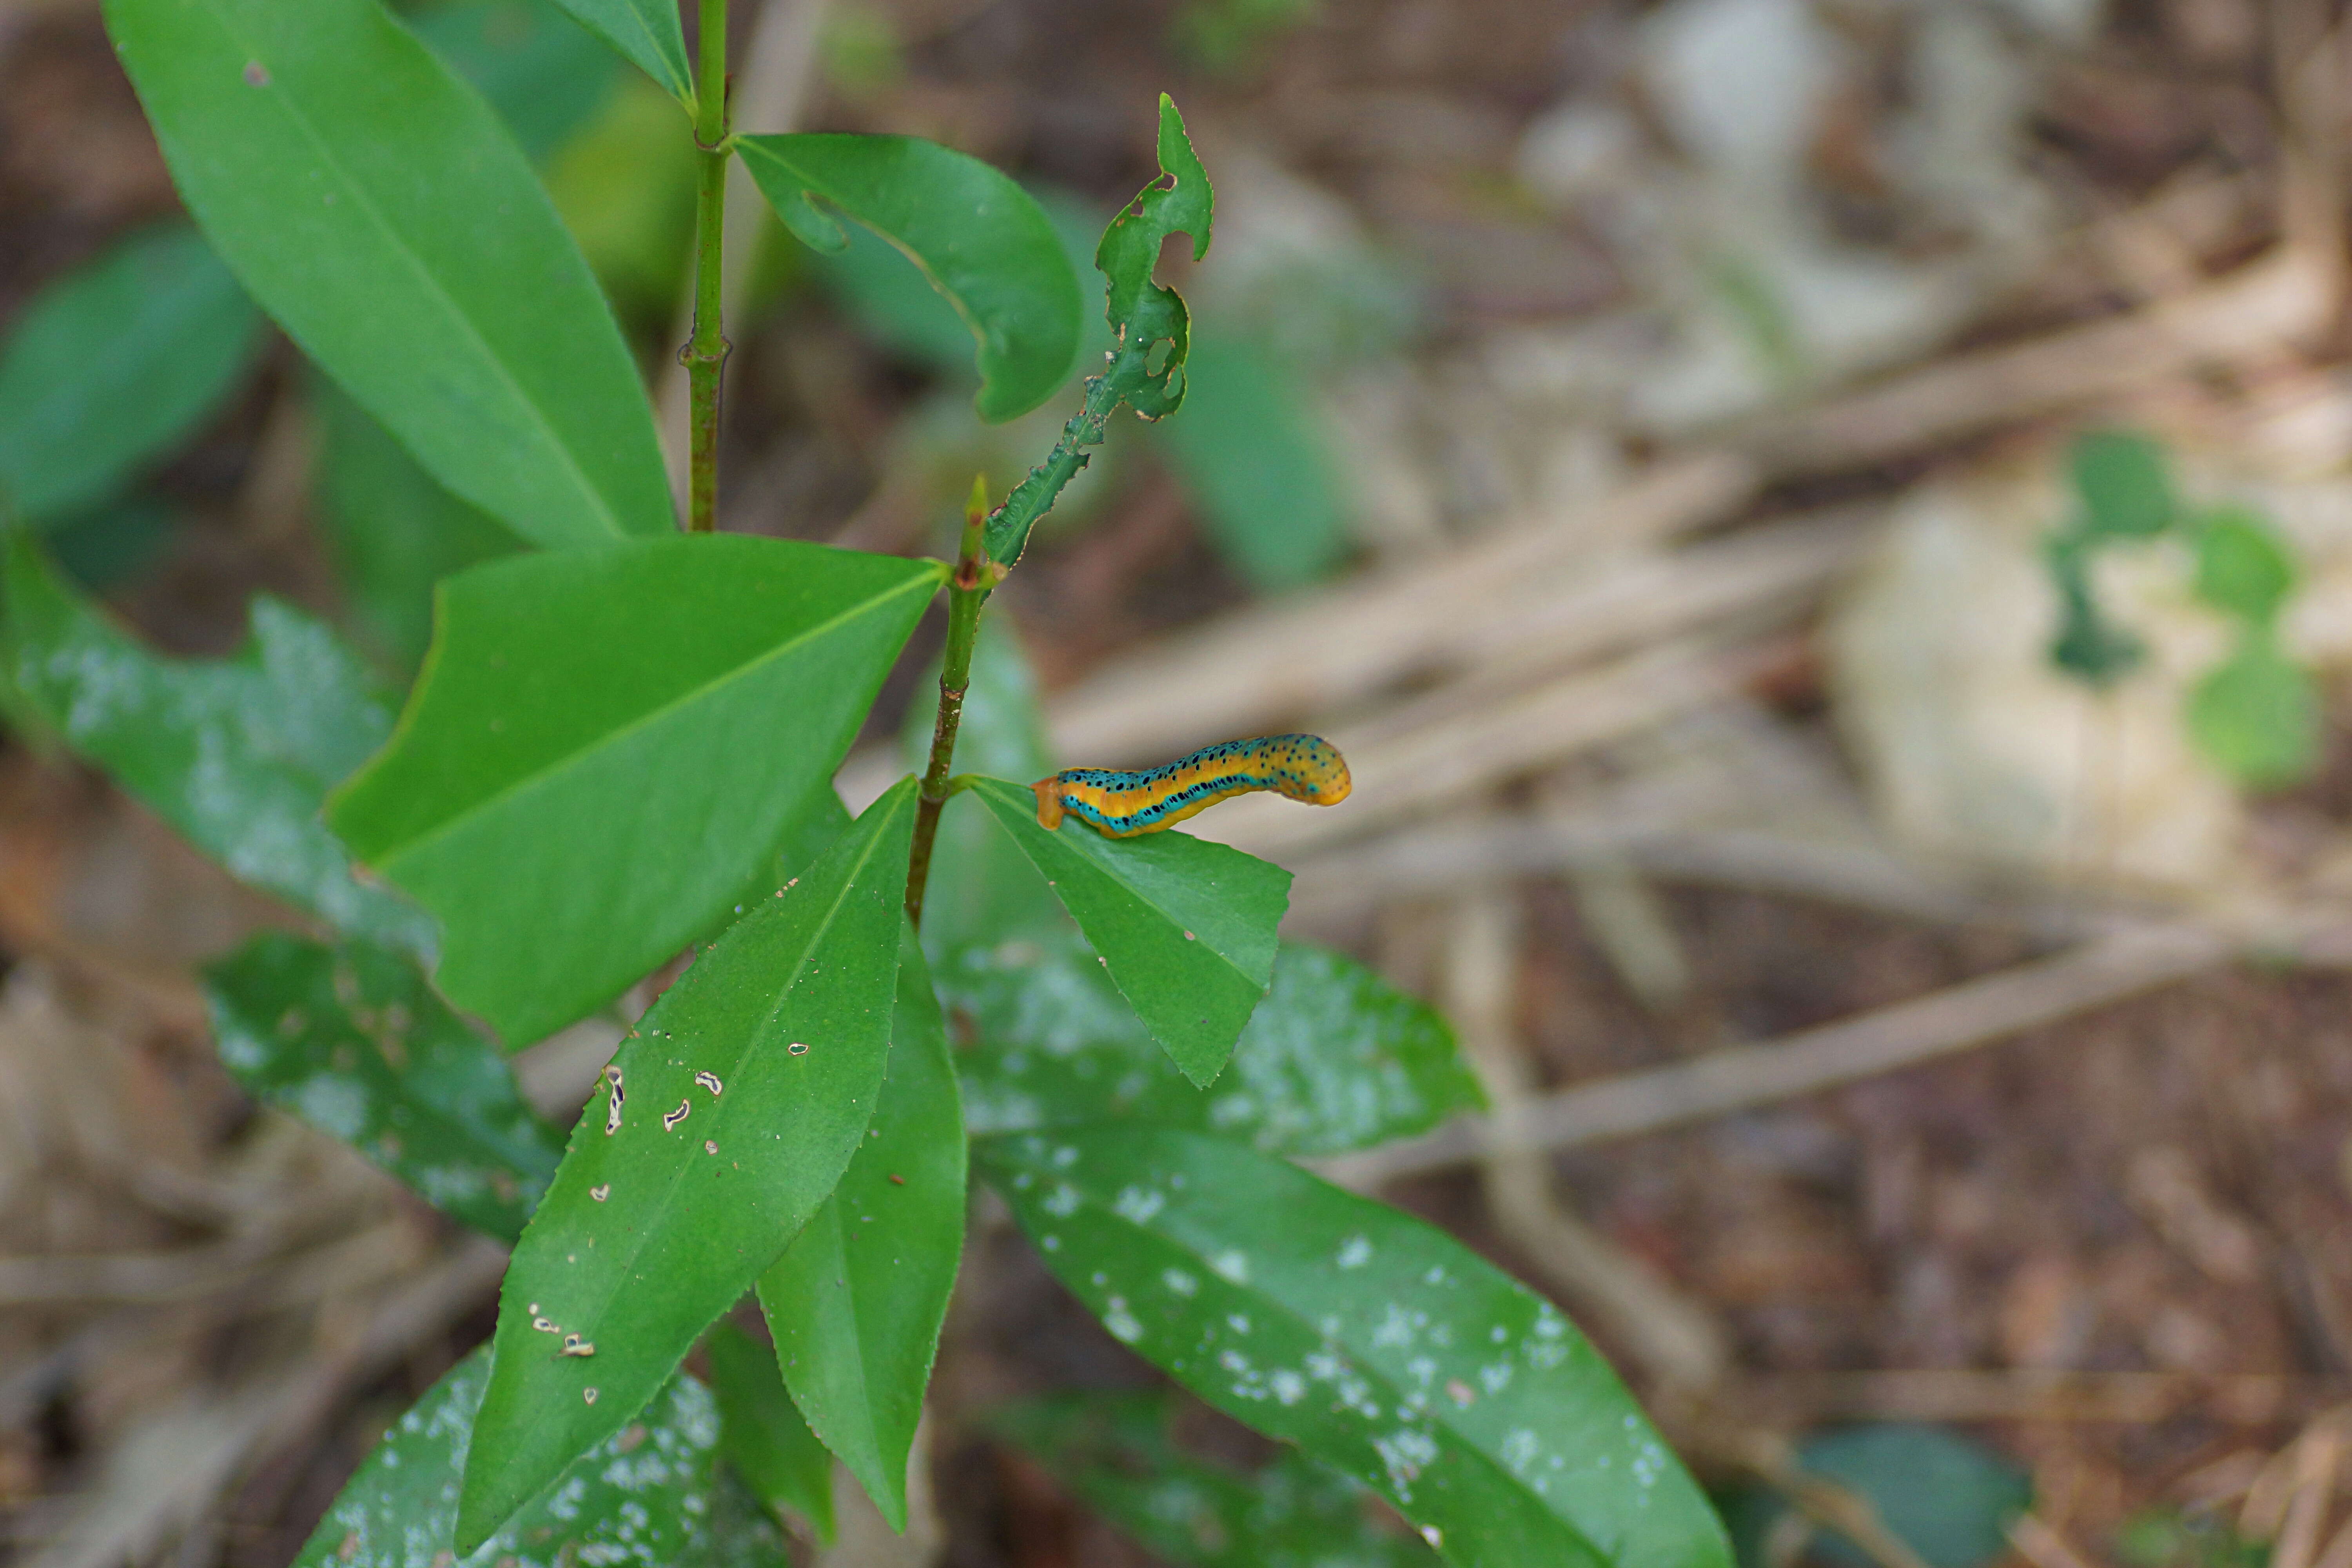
[905,501,991,928]
[684,0,731,534]
[984,338,1147,564]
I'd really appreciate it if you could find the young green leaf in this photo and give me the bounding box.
[969,776,1288,1088]
[738,134,1083,423]
[707,1320,837,1544]
[328,537,941,1046]
[1768,1425,2031,1568]
[978,1127,1731,1568]
[759,926,965,1530]
[2192,506,2298,628]
[1153,331,1347,591]
[105,0,674,548]
[1094,94,1213,421]
[205,933,561,1241]
[457,780,918,1553]
[946,932,1483,1157]
[541,0,691,107]
[313,381,523,677]
[2069,430,2174,540]
[1,536,435,956]
[994,1390,1438,1568]
[2185,633,2319,789]
[0,225,261,525]
[406,0,619,162]
[293,1346,726,1568]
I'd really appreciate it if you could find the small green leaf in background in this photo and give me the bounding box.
[328,537,939,1046]
[46,496,178,593]
[2043,531,2143,687]
[969,777,1289,1088]
[947,932,1483,1157]
[0,224,260,524]
[293,1347,728,1568]
[457,781,917,1554]
[1775,1425,2031,1568]
[542,0,691,106]
[898,613,1066,959]
[2,537,436,956]
[314,381,523,677]
[1171,0,1319,76]
[205,933,561,1241]
[2192,506,2297,627]
[2112,1508,2268,1568]
[995,1390,1437,1568]
[708,1320,837,1544]
[106,0,675,548]
[543,76,704,325]
[407,0,618,162]
[739,133,1082,422]
[760,926,965,1530]
[1153,332,1347,591]
[1094,94,1213,421]
[980,1127,1730,1568]
[2070,430,2175,539]
[2186,633,2320,789]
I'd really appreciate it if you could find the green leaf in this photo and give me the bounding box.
[105,0,674,549]
[328,537,940,1046]
[0,224,261,524]
[898,612,1064,958]
[2192,506,2298,627]
[313,381,524,677]
[707,1320,837,1544]
[1094,93,1213,419]
[759,925,965,1529]
[2043,530,2142,688]
[1153,332,1346,591]
[2186,633,2320,789]
[292,1345,726,1568]
[738,133,1083,423]
[407,0,619,162]
[457,780,918,1553]
[2069,430,2174,539]
[1795,1426,2031,1568]
[977,1127,1731,1568]
[946,932,1484,1157]
[204,933,561,1242]
[994,1390,1438,1568]
[542,0,691,105]
[46,495,178,593]
[1,536,435,955]
[969,777,1288,1088]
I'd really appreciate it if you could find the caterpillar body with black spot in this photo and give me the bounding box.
[1030,734,1351,838]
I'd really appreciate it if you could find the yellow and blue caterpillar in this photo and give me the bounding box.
[1030,734,1351,838]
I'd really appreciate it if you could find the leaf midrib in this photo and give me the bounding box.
[375,568,935,865]
[171,0,626,537]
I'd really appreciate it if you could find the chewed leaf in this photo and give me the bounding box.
[969,776,1288,1088]
[946,932,1483,1157]
[291,1346,725,1568]
[738,134,1083,422]
[0,224,261,524]
[994,1390,1438,1567]
[456,782,917,1553]
[327,536,938,1045]
[206,933,561,1242]
[1095,93,1212,417]
[978,1127,1732,1568]
[2,536,434,956]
